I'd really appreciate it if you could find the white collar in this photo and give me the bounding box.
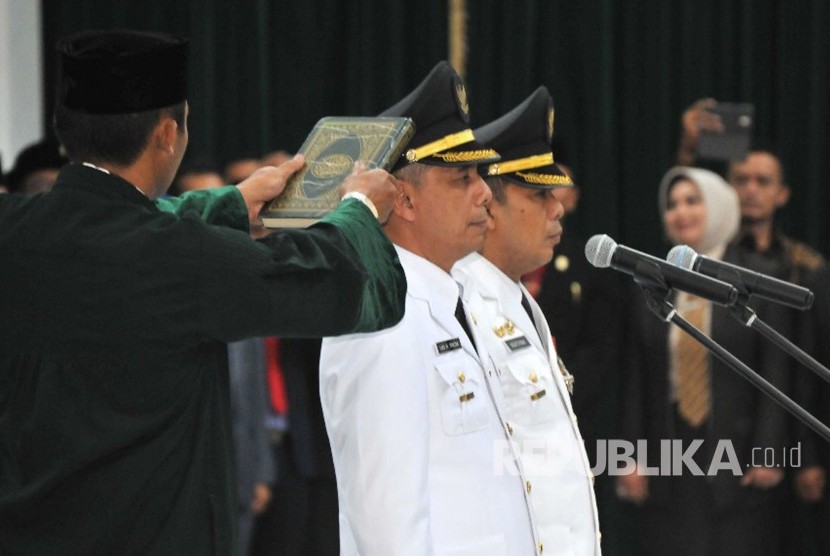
[81,162,110,174]
[81,162,148,198]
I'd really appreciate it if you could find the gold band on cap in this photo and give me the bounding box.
[515,171,574,186]
[487,153,554,176]
[431,149,499,163]
[405,129,476,162]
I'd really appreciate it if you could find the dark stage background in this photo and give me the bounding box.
[40,2,830,552]
[42,0,830,259]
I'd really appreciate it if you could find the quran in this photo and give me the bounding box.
[261,116,415,228]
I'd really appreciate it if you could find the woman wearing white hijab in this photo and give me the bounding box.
[617,167,790,556]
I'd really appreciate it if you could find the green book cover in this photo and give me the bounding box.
[261,116,415,228]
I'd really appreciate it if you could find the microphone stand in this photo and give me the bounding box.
[728,296,830,387]
[631,259,830,445]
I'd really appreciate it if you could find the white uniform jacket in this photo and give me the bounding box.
[453,252,602,556]
[320,246,539,555]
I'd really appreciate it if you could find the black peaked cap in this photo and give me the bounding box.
[475,86,573,189]
[380,61,499,171]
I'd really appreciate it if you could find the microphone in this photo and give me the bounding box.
[667,245,815,310]
[585,234,738,306]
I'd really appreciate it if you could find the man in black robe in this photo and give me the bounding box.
[0,29,405,555]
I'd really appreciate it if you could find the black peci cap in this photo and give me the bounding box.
[474,86,573,189]
[379,61,499,171]
[57,29,188,115]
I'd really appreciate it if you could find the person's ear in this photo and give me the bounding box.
[393,179,417,222]
[485,200,498,231]
[154,117,178,155]
[776,183,791,208]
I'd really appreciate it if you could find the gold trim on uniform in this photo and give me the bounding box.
[515,171,574,186]
[487,153,554,176]
[431,149,499,163]
[404,129,475,162]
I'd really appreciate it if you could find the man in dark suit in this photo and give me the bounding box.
[0,29,405,555]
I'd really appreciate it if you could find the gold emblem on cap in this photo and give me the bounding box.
[555,255,569,272]
[455,82,469,116]
[547,107,555,142]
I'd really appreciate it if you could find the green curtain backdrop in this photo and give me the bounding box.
[43,0,829,257]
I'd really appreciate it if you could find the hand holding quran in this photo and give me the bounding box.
[340,162,400,224]
[260,116,415,228]
[235,154,305,223]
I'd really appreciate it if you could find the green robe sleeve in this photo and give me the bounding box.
[155,186,249,233]
[195,198,406,341]
[318,198,407,333]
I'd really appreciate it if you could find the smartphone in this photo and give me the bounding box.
[697,102,755,161]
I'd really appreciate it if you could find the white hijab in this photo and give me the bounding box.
[658,166,740,257]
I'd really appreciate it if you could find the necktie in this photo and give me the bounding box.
[455,297,477,352]
[521,292,542,343]
[264,337,289,415]
[674,294,711,427]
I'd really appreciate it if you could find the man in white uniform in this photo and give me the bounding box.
[453,87,602,555]
[320,62,543,555]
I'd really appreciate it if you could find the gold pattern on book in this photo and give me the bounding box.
[310,154,353,179]
[267,119,409,215]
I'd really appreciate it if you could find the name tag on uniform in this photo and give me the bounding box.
[505,336,531,352]
[436,338,462,354]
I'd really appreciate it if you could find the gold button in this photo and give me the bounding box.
[506,422,513,436]
[538,541,544,553]
[526,480,532,494]
[471,314,477,325]
[598,531,602,542]
[457,371,466,383]
[529,371,538,383]
[571,413,578,424]
[590,473,595,486]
